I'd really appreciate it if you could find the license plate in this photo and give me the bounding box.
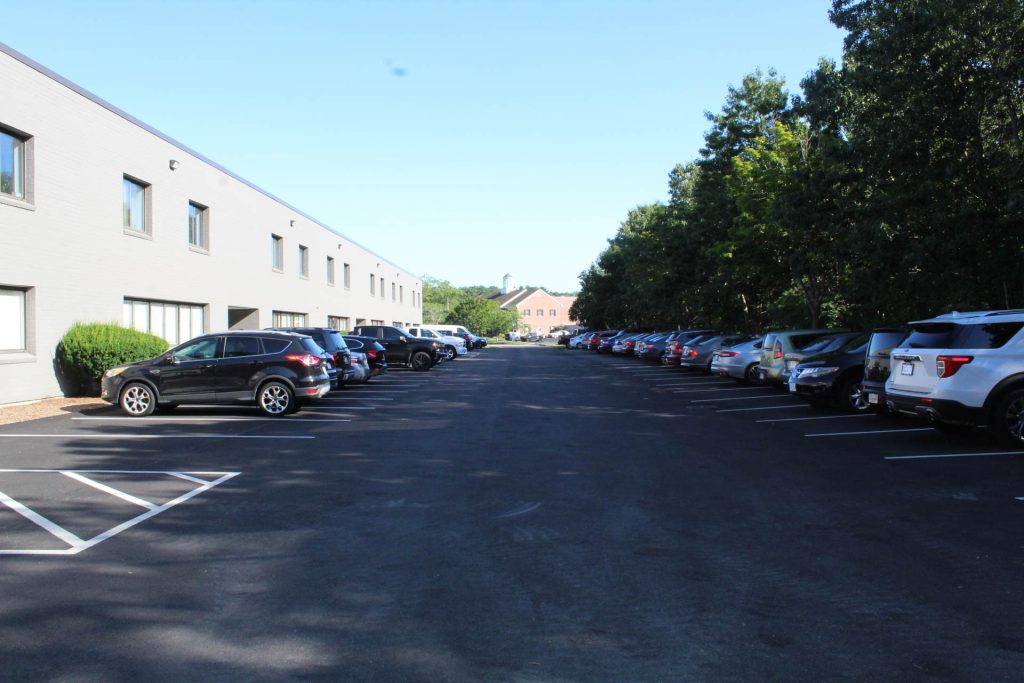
[868,392,879,404]
[788,382,796,393]
[900,362,914,376]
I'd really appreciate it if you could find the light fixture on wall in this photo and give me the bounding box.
[169,159,180,171]
[289,219,295,227]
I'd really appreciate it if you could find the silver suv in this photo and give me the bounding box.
[885,310,1024,446]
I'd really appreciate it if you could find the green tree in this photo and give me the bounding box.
[446,299,517,337]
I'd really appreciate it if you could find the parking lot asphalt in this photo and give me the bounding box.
[2,346,1023,681]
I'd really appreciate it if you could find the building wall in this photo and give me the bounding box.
[514,290,576,333]
[0,46,421,405]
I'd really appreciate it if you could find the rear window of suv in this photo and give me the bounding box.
[904,322,1024,349]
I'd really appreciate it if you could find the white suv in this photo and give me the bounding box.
[885,310,1024,446]
[407,327,467,360]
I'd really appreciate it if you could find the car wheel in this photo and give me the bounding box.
[119,382,156,417]
[840,376,871,412]
[411,351,433,371]
[990,389,1024,448]
[257,381,294,417]
[744,363,763,385]
[445,345,457,360]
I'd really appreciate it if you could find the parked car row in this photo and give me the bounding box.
[568,309,1024,448]
[102,323,487,418]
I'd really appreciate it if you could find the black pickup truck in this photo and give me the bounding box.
[352,325,440,371]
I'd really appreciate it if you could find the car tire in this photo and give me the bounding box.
[257,381,294,417]
[744,363,763,385]
[839,376,870,412]
[445,345,457,360]
[411,351,432,372]
[119,382,157,417]
[989,388,1024,448]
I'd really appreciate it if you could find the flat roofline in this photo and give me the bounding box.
[0,40,418,282]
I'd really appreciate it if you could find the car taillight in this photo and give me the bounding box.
[366,350,379,359]
[685,347,698,357]
[774,342,783,359]
[286,354,321,366]
[937,355,973,378]
[718,351,738,357]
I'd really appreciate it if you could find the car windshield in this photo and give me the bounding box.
[905,321,1024,349]
[318,330,347,352]
[867,331,907,357]
[840,333,871,353]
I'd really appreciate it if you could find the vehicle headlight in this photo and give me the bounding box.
[432,342,439,348]
[800,366,840,378]
[103,367,127,378]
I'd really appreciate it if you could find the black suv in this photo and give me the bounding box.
[101,330,332,417]
[352,325,440,371]
[269,326,355,386]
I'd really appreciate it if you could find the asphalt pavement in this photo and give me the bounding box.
[1,346,1022,681]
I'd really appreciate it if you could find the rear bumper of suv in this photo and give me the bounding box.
[887,393,985,424]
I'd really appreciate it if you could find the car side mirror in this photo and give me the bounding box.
[165,354,178,365]
[399,337,407,343]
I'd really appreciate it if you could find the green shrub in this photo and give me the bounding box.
[56,322,169,395]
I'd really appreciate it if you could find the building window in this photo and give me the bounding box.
[400,286,404,304]
[272,310,307,327]
[523,309,530,317]
[392,283,396,301]
[271,234,283,271]
[123,298,205,346]
[369,274,375,295]
[0,127,27,201]
[343,263,351,289]
[326,256,335,285]
[188,201,209,251]
[299,245,309,278]
[0,288,26,352]
[371,319,384,326]
[550,309,557,317]
[380,277,385,298]
[328,315,349,331]
[536,309,544,316]
[123,176,150,234]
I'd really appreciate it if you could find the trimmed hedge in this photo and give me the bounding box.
[57,322,169,395]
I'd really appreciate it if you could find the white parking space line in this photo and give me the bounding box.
[0,471,240,556]
[757,414,874,423]
[673,386,774,394]
[885,451,1022,461]
[306,406,377,411]
[805,428,933,438]
[0,490,87,549]
[321,396,394,401]
[61,471,157,510]
[337,390,408,394]
[0,434,314,440]
[653,381,735,387]
[72,417,352,423]
[692,395,794,403]
[716,404,808,413]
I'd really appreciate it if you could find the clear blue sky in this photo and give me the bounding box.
[4,0,844,293]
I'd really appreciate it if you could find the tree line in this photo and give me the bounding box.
[570,0,1024,333]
